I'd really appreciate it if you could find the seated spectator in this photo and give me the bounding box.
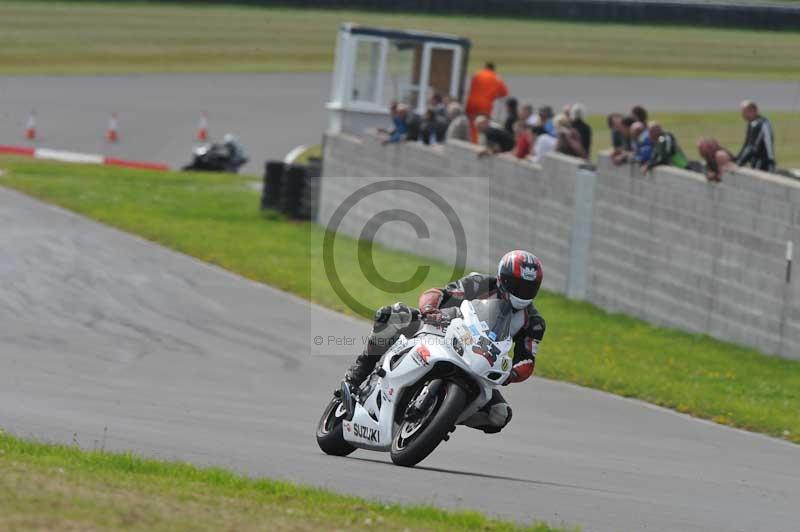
[475,114,514,156]
[520,102,537,126]
[554,113,588,159]
[570,102,592,156]
[630,121,652,164]
[513,121,532,159]
[736,100,776,173]
[697,137,735,182]
[504,97,519,134]
[631,105,648,125]
[530,125,557,164]
[538,105,556,136]
[643,122,688,172]
[445,102,469,142]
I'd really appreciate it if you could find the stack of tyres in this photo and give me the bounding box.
[262,160,285,210]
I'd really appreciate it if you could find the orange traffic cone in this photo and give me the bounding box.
[25,110,37,141]
[196,112,208,142]
[105,113,119,143]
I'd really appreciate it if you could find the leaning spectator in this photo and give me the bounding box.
[429,93,447,122]
[697,137,735,182]
[420,108,448,145]
[530,125,557,164]
[465,62,509,143]
[643,122,688,172]
[379,101,408,143]
[554,113,587,159]
[631,121,652,164]
[736,100,776,172]
[538,105,556,136]
[475,114,514,156]
[445,102,469,142]
[520,102,537,126]
[504,97,519,134]
[513,121,532,159]
[631,105,648,125]
[570,103,592,156]
[611,115,636,165]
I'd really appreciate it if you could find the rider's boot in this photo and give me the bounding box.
[342,349,378,392]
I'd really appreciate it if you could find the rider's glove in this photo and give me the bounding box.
[420,304,443,324]
[502,369,519,386]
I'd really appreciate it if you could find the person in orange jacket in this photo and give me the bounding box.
[465,62,509,143]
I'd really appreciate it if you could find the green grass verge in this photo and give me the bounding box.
[0,430,567,531]
[1,156,798,446]
[586,111,800,167]
[2,1,799,78]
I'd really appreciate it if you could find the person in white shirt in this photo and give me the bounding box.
[530,125,557,163]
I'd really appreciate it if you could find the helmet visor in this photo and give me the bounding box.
[501,274,539,300]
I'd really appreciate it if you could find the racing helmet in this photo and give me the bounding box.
[497,250,543,310]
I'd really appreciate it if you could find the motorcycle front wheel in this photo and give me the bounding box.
[390,379,467,467]
[316,397,356,456]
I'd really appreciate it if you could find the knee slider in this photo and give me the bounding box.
[488,403,512,429]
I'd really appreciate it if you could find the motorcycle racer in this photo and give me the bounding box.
[342,250,546,433]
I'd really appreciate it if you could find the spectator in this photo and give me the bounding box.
[513,121,532,159]
[697,137,735,182]
[465,62,509,143]
[562,104,572,120]
[611,115,636,165]
[420,108,448,145]
[429,93,447,122]
[736,100,776,173]
[570,103,592,156]
[554,113,587,159]
[380,101,408,143]
[445,102,470,142]
[530,125,557,164]
[631,105,648,125]
[504,97,519,134]
[538,105,556,137]
[379,102,423,144]
[643,122,688,172]
[475,114,514,156]
[520,103,537,126]
[631,121,652,164]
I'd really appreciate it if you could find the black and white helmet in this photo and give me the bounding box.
[497,250,543,310]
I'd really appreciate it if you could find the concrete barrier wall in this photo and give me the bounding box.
[320,132,799,359]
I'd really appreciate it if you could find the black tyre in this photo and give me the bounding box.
[316,397,356,456]
[390,380,467,467]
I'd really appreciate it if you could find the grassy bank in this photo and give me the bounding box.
[0,430,566,531]
[2,1,799,78]
[1,156,798,445]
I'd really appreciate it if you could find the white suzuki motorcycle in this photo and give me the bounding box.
[316,298,514,467]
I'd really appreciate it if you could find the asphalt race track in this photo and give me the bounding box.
[1,73,798,174]
[1,187,799,531]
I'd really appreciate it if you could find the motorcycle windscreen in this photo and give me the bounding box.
[470,298,513,342]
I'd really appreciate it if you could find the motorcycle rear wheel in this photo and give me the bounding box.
[390,380,466,467]
[316,397,356,456]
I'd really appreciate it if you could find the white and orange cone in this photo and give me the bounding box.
[196,112,208,142]
[25,110,37,141]
[105,113,119,143]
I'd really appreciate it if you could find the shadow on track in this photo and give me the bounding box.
[345,456,615,493]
